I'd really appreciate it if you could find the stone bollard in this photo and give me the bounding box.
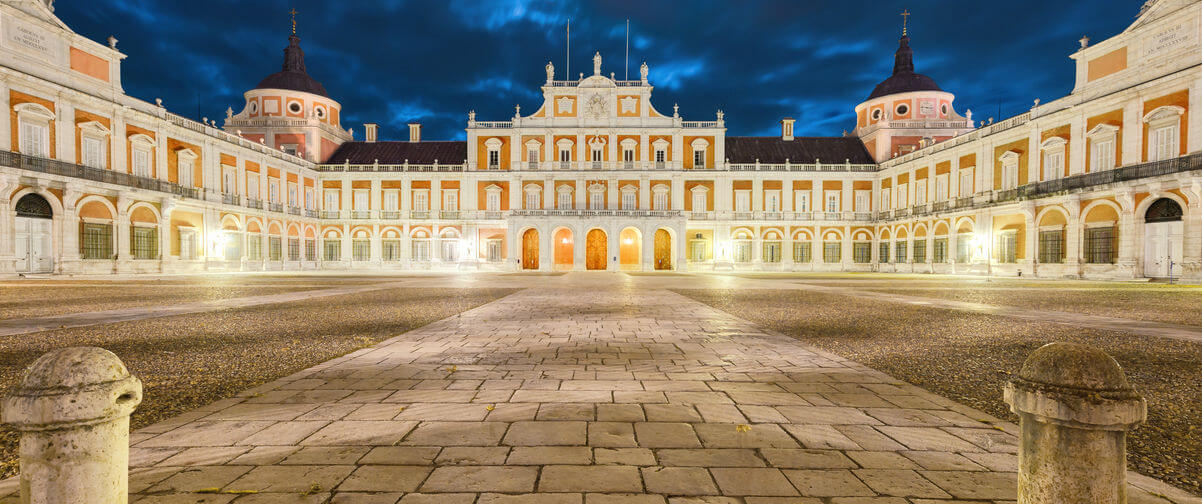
[1,347,142,504]
[1004,342,1146,504]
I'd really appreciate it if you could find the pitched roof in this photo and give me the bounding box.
[724,136,874,164]
[324,141,468,165]
[255,35,329,98]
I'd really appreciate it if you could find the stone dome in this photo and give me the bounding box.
[18,346,132,390]
[866,35,942,100]
[1018,342,1133,392]
[254,34,329,98]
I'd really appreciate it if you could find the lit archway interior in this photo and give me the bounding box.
[619,227,641,270]
[553,228,574,269]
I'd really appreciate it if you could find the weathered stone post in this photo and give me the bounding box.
[1004,342,1146,504]
[2,347,142,504]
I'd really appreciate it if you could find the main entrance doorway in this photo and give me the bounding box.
[553,228,574,270]
[14,193,53,273]
[1143,198,1183,278]
[654,229,672,270]
[521,229,539,270]
[586,229,607,270]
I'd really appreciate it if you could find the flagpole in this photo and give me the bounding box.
[625,19,630,80]
[566,19,571,80]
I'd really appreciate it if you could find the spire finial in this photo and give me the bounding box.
[900,9,910,36]
[289,7,298,35]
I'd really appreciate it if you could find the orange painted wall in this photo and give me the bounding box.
[69,47,110,82]
[74,109,111,169]
[993,140,1029,188]
[1087,47,1127,82]
[1040,124,1071,179]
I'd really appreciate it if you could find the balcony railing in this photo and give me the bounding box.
[351,210,371,219]
[0,150,201,199]
[955,196,974,208]
[320,210,341,219]
[732,212,753,220]
[380,210,401,219]
[484,211,503,220]
[931,201,950,212]
[439,210,460,219]
[410,210,430,219]
[221,193,240,205]
[510,209,683,218]
[245,198,263,209]
[267,202,283,212]
[288,206,302,216]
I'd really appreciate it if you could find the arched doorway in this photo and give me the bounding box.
[553,228,574,270]
[14,193,53,273]
[586,229,607,270]
[654,229,672,270]
[1143,198,1183,277]
[521,229,539,270]
[619,227,641,271]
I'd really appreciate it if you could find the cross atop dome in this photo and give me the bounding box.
[900,9,910,36]
[290,7,298,35]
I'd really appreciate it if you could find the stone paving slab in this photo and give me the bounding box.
[1,276,1198,503]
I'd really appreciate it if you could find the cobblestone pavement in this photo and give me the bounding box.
[1,273,1198,503]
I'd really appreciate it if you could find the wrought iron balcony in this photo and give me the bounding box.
[0,150,202,199]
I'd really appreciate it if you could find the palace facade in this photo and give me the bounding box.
[2,0,1201,280]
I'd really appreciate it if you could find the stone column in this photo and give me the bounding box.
[1004,342,1146,504]
[2,347,143,504]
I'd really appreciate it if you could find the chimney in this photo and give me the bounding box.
[408,123,422,143]
[364,123,378,143]
[781,117,795,141]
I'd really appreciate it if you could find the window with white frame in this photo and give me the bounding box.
[558,144,572,168]
[225,167,241,195]
[268,178,279,201]
[999,151,1020,190]
[588,186,605,210]
[246,174,259,200]
[525,186,541,209]
[485,188,501,211]
[1145,106,1182,162]
[324,190,339,210]
[1042,137,1066,180]
[1088,124,1117,172]
[880,189,891,210]
[305,187,314,209]
[177,149,196,188]
[934,174,948,201]
[653,139,669,168]
[621,140,635,169]
[485,138,502,169]
[690,138,708,169]
[897,183,908,207]
[959,168,973,197]
[80,132,106,169]
[352,190,368,211]
[383,190,399,211]
[734,190,751,212]
[795,192,810,213]
[621,188,636,210]
[764,190,781,212]
[692,187,708,212]
[915,182,927,205]
[288,183,298,206]
[825,193,840,213]
[443,190,458,210]
[653,188,669,210]
[526,141,540,169]
[130,136,153,178]
[413,190,429,211]
[854,190,870,212]
[557,186,573,209]
[16,103,52,158]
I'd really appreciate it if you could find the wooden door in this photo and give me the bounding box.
[586,229,607,270]
[654,229,672,270]
[522,229,539,270]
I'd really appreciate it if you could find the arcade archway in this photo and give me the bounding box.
[654,229,672,270]
[521,229,539,270]
[619,227,641,270]
[586,229,608,270]
[553,228,574,270]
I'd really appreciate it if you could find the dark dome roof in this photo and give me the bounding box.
[254,35,328,98]
[867,35,941,100]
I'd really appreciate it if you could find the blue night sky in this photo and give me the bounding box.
[61,1,1136,142]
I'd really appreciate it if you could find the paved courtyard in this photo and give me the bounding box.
[0,273,1199,503]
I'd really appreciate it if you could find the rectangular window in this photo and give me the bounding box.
[733,241,752,263]
[881,189,891,210]
[289,184,298,207]
[879,242,889,263]
[353,239,370,261]
[1150,124,1178,162]
[526,190,540,210]
[384,190,399,211]
[1044,151,1064,180]
[915,183,926,205]
[487,239,502,262]
[997,232,1017,263]
[763,241,782,263]
[692,149,705,169]
[486,192,501,212]
[269,237,282,261]
[353,190,368,211]
[956,234,971,263]
[1091,139,1115,171]
[305,239,316,261]
[558,190,572,209]
[81,223,113,259]
[413,191,429,211]
[933,238,948,263]
[825,193,840,213]
[82,137,104,169]
[853,190,868,211]
[527,149,539,168]
[621,191,636,210]
[655,149,666,168]
[488,149,500,169]
[132,148,150,178]
[853,242,871,263]
[960,168,973,196]
[1084,226,1116,264]
[246,174,259,199]
[589,191,604,210]
[692,191,707,212]
[653,192,668,211]
[765,191,780,212]
[793,241,812,263]
[735,191,750,212]
[1002,161,1019,190]
[794,192,810,213]
[305,188,314,210]
[324,190,339,211]
[913,240,927,263]
[822,242,841,263]
[20,122,48,158]
[412,240,431,261]
[131,226,157,260]
[324,240,341,261]
[1038,229,1065,264]
[246,236,261,261]
[178,160,194,188]
[895,241,908,263]
[382,239,401,261]
[269,179,279,202]
[934,175,948,202]
[288,238,300,261]
[689,239,707,262]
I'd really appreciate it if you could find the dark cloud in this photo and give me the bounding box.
[60,0,1136,142]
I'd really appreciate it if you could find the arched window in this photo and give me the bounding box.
[732,230,753,263]
[1145,198,1183,223]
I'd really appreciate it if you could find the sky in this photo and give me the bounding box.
[60,0,1138,142]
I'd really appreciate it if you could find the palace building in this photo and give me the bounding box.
[2,0,1201,280]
